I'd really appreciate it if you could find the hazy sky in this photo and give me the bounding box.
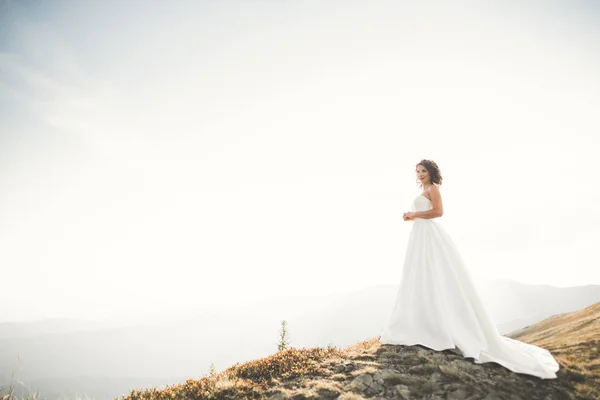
[1,0,599,323]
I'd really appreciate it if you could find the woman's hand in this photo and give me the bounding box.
[403,212,416,221]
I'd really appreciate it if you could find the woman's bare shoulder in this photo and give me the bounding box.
[428,184,441,194]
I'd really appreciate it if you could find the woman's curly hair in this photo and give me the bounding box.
[415,159,443,188]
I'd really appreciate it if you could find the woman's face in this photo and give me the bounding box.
[416,164,430,185]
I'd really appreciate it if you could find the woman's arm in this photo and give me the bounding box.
[412,209,441,219]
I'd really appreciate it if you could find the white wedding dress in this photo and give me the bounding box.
[379,194,560,379]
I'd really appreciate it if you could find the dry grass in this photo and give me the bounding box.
[288,379,343,399]
[117,344,354,400]
[0,355,46,400]
[349,365,377,377]
[337,393,369,400]
[507,301,600,399]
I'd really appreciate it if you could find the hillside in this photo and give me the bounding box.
[116,302,599,400]
[506,301,600,398]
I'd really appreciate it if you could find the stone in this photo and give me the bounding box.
[482,393,505,400]
[447,388,469,400]
[391,384,411,400]
[366,380,385,395]
[316,387,340,400]
[333,364,345,373]
[466,394,484,400]
[352,373,373,388]
[344,363,356,372]
[379,371,410,387]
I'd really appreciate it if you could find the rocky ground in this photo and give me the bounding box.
[262,338,577,400]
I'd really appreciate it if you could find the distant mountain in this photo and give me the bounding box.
[278,279,600,347]
[0,318,137,340]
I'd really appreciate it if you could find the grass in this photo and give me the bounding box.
[116,344,351,400]
[0,355,45,400]
[506,301,600,399]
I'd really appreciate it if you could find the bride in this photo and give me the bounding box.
[379,159,560,379]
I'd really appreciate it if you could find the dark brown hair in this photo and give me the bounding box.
[415,159,443,189]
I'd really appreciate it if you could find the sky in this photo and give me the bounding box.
[1,0,599,323]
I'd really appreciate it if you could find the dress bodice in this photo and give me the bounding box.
[411,195,433,212]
